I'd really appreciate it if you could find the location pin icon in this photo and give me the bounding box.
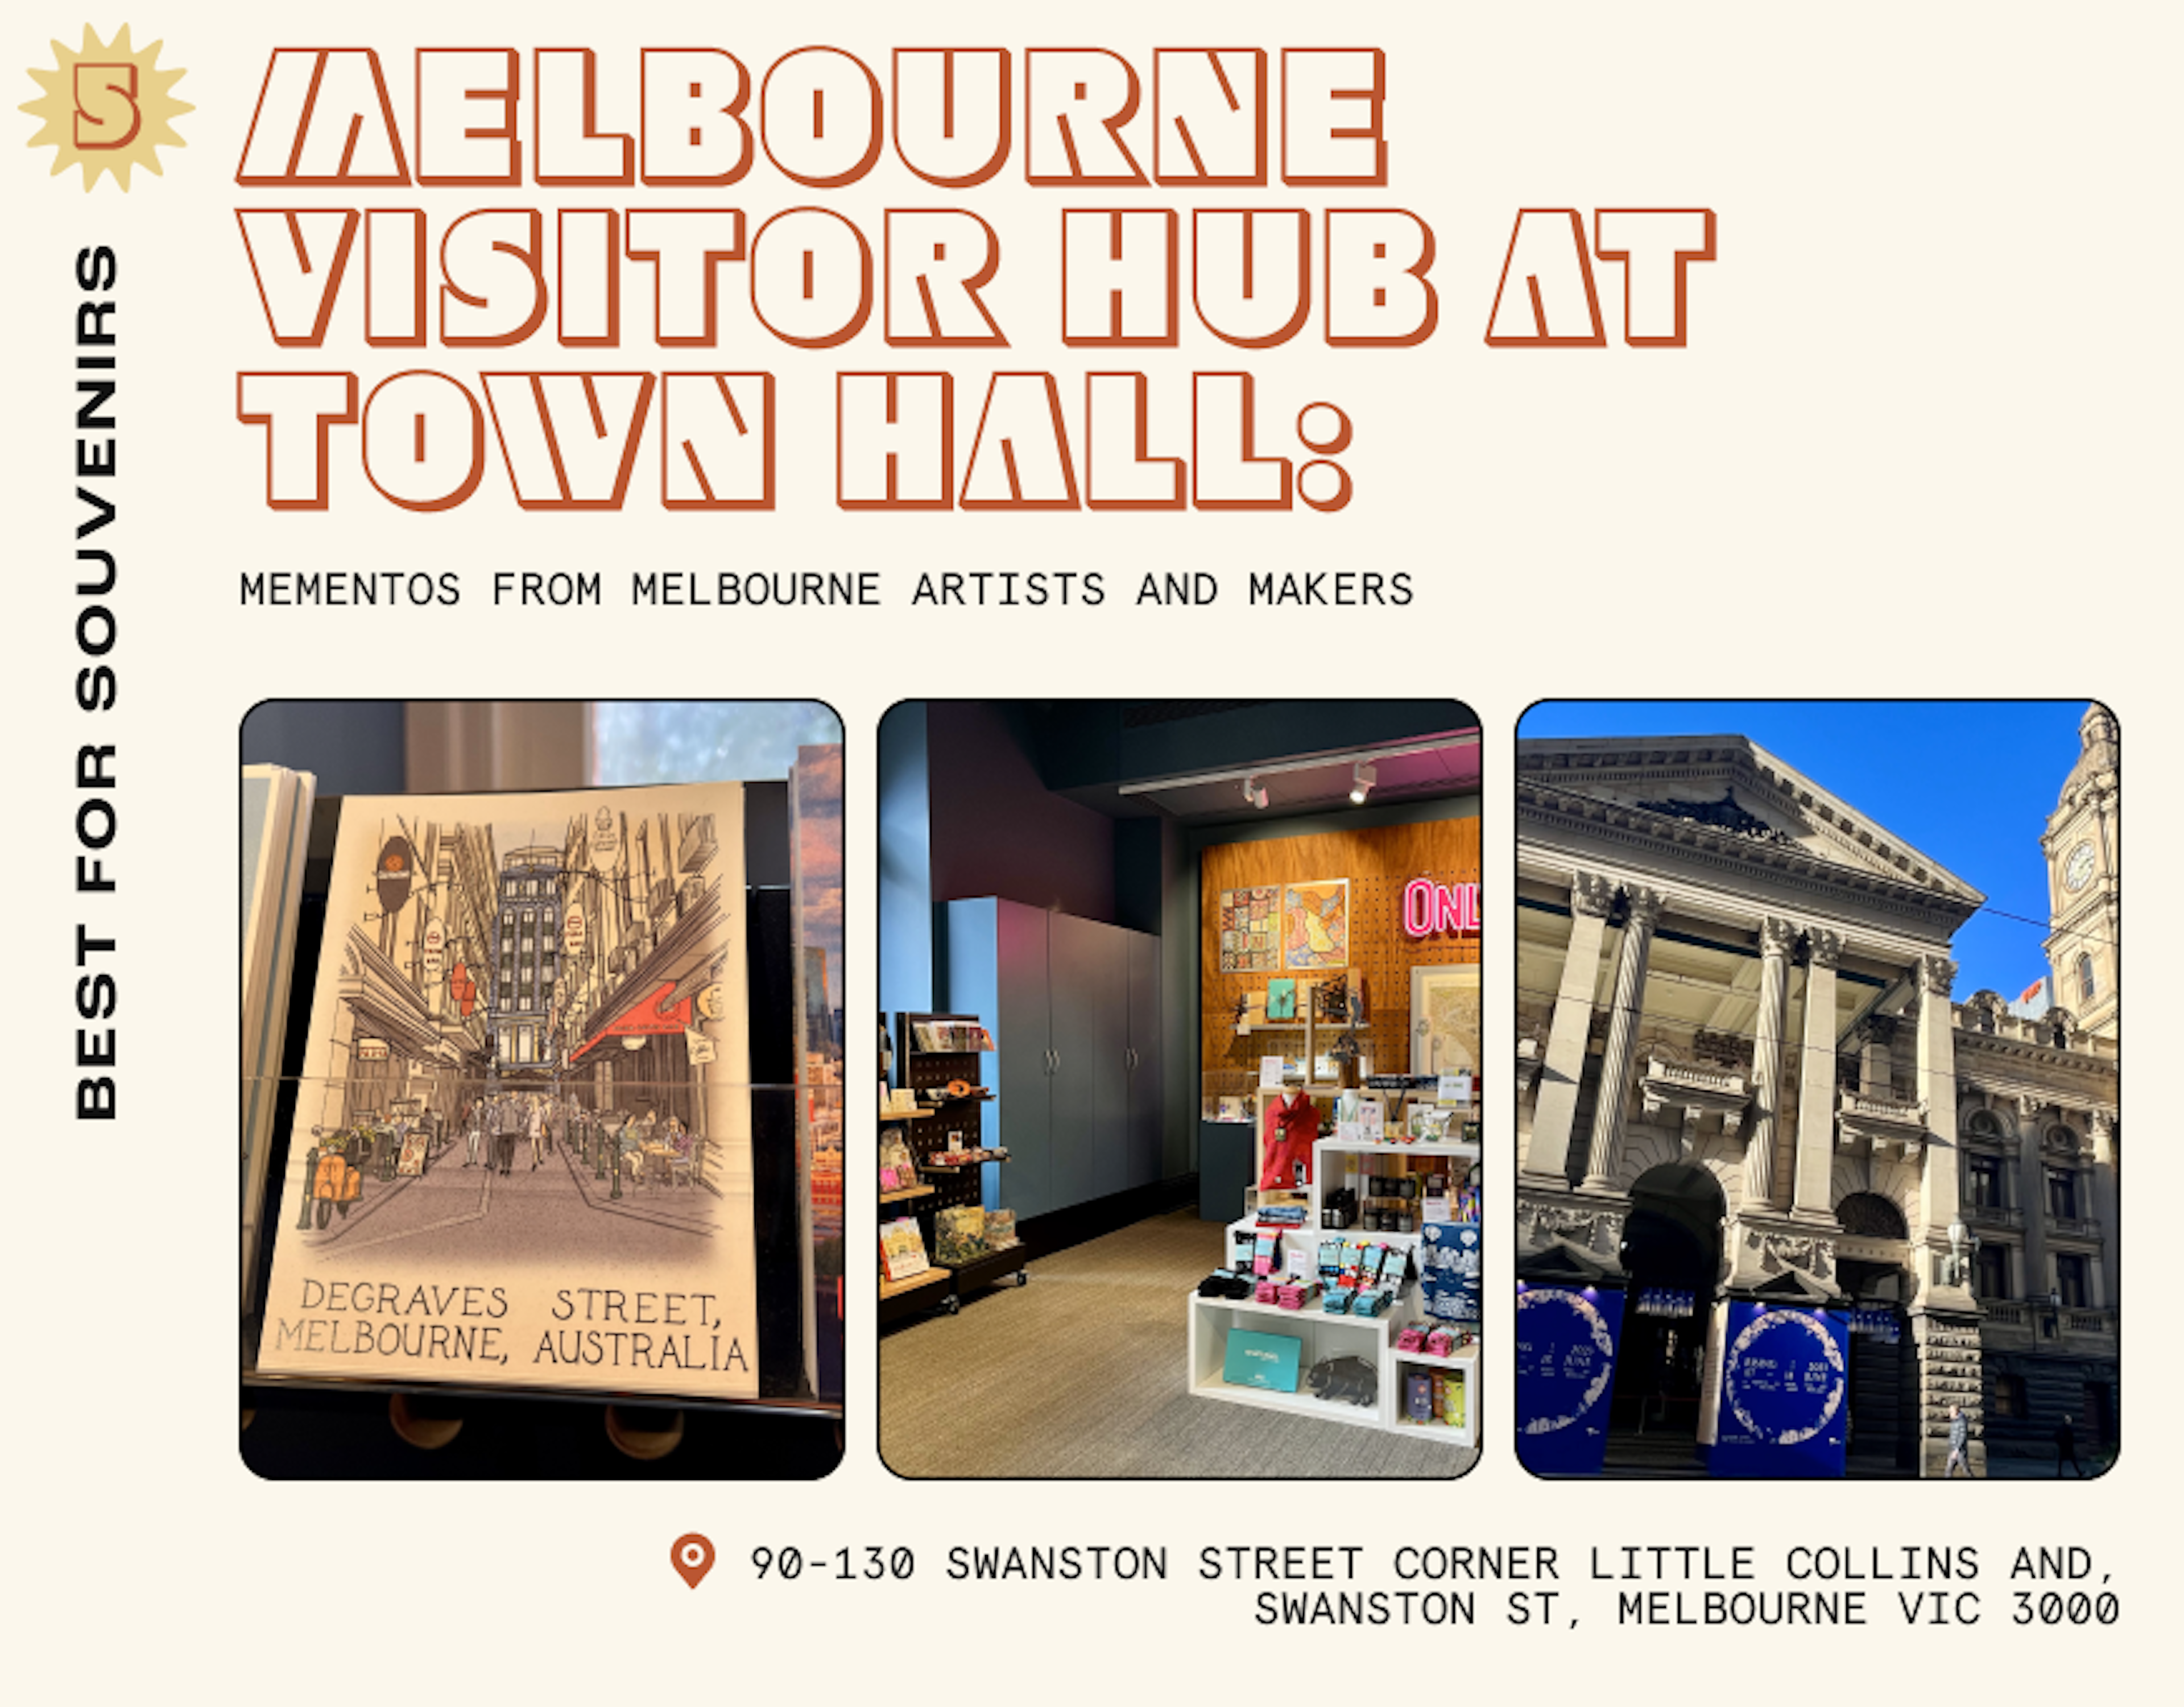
[671,1533,716,1589]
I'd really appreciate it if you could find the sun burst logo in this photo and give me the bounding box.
[22,23,191,191]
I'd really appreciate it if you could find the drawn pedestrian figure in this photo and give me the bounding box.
[463,1098,483,1168]
[493,1094,519,1176]
[529,1096,547,1169]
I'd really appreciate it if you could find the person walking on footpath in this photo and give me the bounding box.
[528,1096,547,1169]
[2056,1413,2083,1477]
[1945,1405,1971,1478]
[463,1098,483,1168]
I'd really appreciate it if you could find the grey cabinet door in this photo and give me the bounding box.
[1126,929,1163,1187]
[1049,912,1128,1208]
[992,899,1053,1220]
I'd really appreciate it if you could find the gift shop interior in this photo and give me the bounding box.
[878,700,1483,1477]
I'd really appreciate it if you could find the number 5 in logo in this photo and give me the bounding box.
[23,24,191,191]
[73,62,140,150]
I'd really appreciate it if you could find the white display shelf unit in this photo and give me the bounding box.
[1186,1134,1480,1448]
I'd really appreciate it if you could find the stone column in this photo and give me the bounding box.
[1910,956,1964,1272]
[1742,915,1796,1211]
[2015,1093,2049,1315]
[1582,886,1662,1192]
[2090,1110,2119,1311]
[1903,950,1982,1474]
[1523,871,1618,1183]
[1792,928,1842,1221]
[1855,1014,1895,1097]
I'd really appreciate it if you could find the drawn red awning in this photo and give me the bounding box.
[569,981,693,1065]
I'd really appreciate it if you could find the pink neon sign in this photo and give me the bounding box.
[1402,878,1480,937]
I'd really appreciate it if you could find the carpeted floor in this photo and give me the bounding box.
[881,1209,1477,1478]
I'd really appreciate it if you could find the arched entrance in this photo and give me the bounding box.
[1834,1192,1918,1475]
[1605,1163,1726,1469]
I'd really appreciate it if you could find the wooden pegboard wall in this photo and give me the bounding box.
[1201,817,1480,1081]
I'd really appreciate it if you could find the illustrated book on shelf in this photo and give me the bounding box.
[880,1218,930,1282]
[253,781,764,1402]
[878,1129,919,1192]
[934,1205,988,1265]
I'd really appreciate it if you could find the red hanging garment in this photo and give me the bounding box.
[1259,1091,1319,1189]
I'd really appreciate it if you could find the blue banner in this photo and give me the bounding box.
[1708,1303,1849,1478]
[1515,1285,1625,1476]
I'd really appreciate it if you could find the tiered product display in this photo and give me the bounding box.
[879,1011,1029,1322]
[1188,1097,1480,1445]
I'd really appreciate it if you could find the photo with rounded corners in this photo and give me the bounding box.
[239,698,845,1479]
[876,698,1484,1479]
[1510,698,2118,1482]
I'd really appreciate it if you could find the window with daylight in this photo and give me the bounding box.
[2077,953,2096,1002]
[1966,1155,2005,1210]
[1975,1245,2011,1300]
[590,701,843,786]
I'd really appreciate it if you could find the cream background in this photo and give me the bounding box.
[7,1,2177,1697]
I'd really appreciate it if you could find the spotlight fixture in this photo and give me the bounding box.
[1242,775,1269,809]
[1349,761,1378,805]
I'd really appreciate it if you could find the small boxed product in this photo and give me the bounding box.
[1405,1372,1434,1423]
[1425,1328,1455,1358]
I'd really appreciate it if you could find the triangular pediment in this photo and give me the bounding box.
[1518,736,1984,907]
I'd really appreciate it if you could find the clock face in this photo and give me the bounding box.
[2064,842,2096,892]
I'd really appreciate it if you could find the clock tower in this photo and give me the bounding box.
[2044,703,2120,1038]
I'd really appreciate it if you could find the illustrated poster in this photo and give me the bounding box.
[257,782,756,1400]
[1283,879,1350,970]
[1218,886,1281,974]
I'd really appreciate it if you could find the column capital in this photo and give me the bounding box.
[1571,871,1619,917]
[1854,1011,1900,1048]
[1917,954,1959,997]
[1758,915,1798,956]
[1624,885,1666,928]
[1805,928,1844,970]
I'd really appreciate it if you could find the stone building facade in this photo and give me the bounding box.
[1513,717,2119,1477]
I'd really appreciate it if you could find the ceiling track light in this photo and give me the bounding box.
[1242,775,1269,809]
[1349,761,1378,805]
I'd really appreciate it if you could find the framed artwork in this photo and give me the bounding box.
[1283,879,1350,970]
[1410,964,1480,1077]
[1218,885,1281,973]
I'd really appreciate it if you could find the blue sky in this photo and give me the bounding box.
[1517,700,2096,1000]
